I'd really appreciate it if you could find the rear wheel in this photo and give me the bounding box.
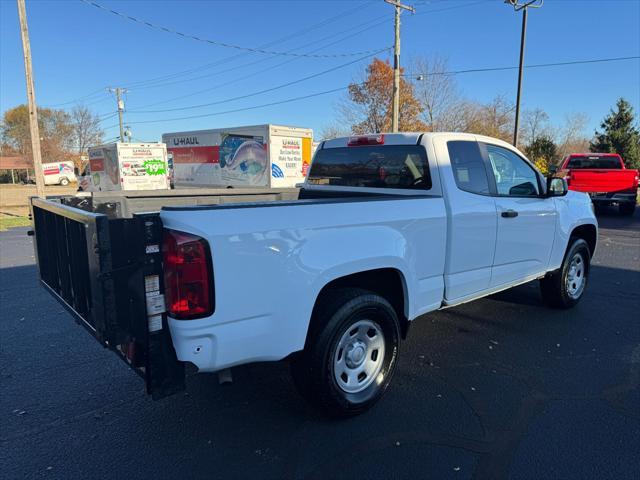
[619,202,636,216]
[291,288,400,417]
[59,177,69,186]
[540,238,591,309]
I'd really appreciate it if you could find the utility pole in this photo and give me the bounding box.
[385,0,414,133]
[17,0,45,197]
[109,87,127,142]
[505,0,543,147]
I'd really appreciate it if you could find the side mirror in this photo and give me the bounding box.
[547,177,568,197]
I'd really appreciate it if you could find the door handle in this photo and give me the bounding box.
[501,210,518,218]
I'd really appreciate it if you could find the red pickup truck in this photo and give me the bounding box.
[560,153,638,215]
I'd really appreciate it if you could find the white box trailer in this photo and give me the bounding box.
[85,143,169,192]
[162,124,313,188]
[42,161,76,186]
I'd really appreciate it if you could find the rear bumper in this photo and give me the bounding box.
[168,314,288,372]
[588,192,636,205]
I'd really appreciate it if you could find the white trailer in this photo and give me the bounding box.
[42,161,76,186]
[85,143,169,192]
[162,124,313,188]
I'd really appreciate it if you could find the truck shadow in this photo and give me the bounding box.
[594,204,639,231]
[2,261,640,479]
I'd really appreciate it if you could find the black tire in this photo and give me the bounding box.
[291,288,400,417]
[59,177,69,186]
[540,238,591,309]
[619,202,636,216]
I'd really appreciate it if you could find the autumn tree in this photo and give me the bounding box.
[590,98,640,169]
[345,58,427,133]
[1,104,74,163]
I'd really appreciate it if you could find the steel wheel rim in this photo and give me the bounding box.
[566,252,586,299]
[333,319,386,394]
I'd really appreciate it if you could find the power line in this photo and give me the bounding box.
[404,55,640,78]
[115,84,356,127]
[125,15,391,94]
[121,1,378,90]
[128,48,388,114]
[43,1,382,107]
[121,1,489,108]
[96,0,482,93]
[43,0,485,108]
[42,88,106,108]
[413,0,491,16]
[80,0,390,58]
[98,54,640,131]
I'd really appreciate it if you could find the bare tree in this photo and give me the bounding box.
[448,95,514,142]
[71,105,104,156]
[318,123,350,141]
[521,108,551,147]
[556,112,590,161]
[412,56,460,131]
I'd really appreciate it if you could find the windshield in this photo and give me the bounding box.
[307,145,431,190]
[567,155,622,169]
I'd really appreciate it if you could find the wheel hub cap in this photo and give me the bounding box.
[345,341,367,368]
[333,319,386,394]
[565,252,586,299]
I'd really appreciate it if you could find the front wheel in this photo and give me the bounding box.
[59,177,69,186]
[540,238,591,309]
[291,288,400,417]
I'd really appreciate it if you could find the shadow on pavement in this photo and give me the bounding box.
[2,258,639,479]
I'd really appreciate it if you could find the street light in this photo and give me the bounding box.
[505,0,543,147]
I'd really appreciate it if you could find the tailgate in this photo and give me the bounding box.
[568,169,637,193]
[29,197,185,399]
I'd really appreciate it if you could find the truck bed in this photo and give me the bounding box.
[29,187,409,398]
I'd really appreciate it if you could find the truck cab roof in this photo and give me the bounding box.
[320,132,518,152]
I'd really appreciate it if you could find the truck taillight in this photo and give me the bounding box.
[163,229,214,320]
[348,134,384,146]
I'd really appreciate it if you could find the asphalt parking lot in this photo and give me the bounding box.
[1,208,639,480]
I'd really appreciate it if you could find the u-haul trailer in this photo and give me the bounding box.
[84,143,169,192]
[162,124,313,189]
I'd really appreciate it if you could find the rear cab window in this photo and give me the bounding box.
[307,144,431,190]
[567,155,622,169]
[446,141,491,195]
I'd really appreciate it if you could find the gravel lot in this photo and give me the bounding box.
[1,207,638,480]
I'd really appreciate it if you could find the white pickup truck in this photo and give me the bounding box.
[30,132,597,416]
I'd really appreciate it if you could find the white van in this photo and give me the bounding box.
[42,161,76,186]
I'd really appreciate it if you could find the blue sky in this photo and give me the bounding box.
[1,0,639,142]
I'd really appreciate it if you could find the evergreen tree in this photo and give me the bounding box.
[590,98,640,169]
[525,135,557,175]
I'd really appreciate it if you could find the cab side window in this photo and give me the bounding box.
[485,144,540,197]
[446,140,491,195]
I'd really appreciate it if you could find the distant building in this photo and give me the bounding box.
[0,156,33,184]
